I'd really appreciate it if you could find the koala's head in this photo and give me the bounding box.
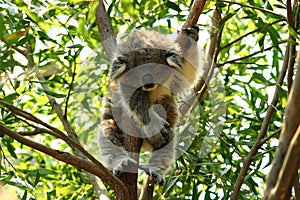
[110,30,184,93]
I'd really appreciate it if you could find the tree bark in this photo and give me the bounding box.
[263,41,300,200]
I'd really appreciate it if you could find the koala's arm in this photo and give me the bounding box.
[140,95,178,185]
[128,89,152,125]
[146,95,178,149]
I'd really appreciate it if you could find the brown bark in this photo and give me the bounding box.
[263,41,300,200]
[0,124,130,200]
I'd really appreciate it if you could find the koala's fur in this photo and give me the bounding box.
[98,26,200,185]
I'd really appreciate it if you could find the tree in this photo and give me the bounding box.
[0,0,299,199]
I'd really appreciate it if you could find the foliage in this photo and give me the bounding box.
[0,0,296,199]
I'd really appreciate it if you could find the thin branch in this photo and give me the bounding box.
[0,124,130,200]
[253,147,277,160]
[64,50,78,119]
[219,0,286,20]
[17,128,54,136]
[0,39,27,57]
[230,41,290,200]
[287,0,294,30]
[217,41,287,68]
[180,7,221,117]
[220,19,285,50]
[259,129,281,146]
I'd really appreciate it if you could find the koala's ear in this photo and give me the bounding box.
[110,56,127,80]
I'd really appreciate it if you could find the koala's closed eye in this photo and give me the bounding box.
[110,56,127,80]
[165,51,183,71]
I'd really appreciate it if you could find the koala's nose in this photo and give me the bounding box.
[142,74,154,85]
[142,74,156,89]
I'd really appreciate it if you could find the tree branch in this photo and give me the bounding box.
[181,0,207,29]
[265,125,300,199]
[230,42,290,200]
[180,7,221,117]
[0,99,125,199]
[25,41,112,199]
[0,124,130,200]
[17,128,54,136]
[287,1,300,93]
[95,0,117,61]
[259,129,281,146]
[264,41,300,200]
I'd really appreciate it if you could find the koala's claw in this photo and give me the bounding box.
[140,165,165,185]
[113,158,138,175]
[149,170,165,186]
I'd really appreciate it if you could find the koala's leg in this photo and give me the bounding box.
[145,135,176,185]
[99,96,137,174]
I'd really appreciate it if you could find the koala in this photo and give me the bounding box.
[98,26,200,185]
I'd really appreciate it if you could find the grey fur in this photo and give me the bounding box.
[98,27,199,185]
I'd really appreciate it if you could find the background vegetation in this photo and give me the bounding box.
[0,0,299,199]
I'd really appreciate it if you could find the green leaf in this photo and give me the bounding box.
[40,89,66,98]
[166,1,181,12]
[21,190,27,200]
[4,138,17,159]
[267,25,280,46]
[33,170,40,187]
[2,93,19,104]
[0,14,6,39]
[288,25,298,39]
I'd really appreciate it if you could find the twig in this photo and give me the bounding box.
[217,41,287,68]
[253,147,277,160]
[287,0,294,30]
[0,39,27,57]
[26,43,100,170]
[64,50,78,119]
[259,129,281,146]
[18,128,54,136]
[219,0,286,20]
[220,19,285,50]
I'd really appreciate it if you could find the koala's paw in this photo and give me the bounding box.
[148,123,174,149]
[148,169,165,186]
[113,157,138,175]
